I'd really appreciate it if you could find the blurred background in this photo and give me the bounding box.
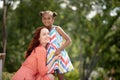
[0,0,120,80]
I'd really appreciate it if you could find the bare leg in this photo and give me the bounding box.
[57,73,65,80]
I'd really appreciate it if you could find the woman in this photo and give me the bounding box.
[12,27,61,80]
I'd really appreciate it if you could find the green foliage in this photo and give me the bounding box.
[1,0,120,80]
[65,69,79,80]
[2,72,14,80]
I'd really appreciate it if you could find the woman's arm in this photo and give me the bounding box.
[36,47,48,76]
[36,46,61,75]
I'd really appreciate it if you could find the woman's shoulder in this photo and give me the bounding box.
[35,45,46,54]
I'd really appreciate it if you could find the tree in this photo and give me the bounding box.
[0,0,9,79]
[1,0,120,80]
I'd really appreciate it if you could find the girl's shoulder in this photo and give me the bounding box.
[53,25,60,28]
[54,26,64,33]
[53,25,61,31]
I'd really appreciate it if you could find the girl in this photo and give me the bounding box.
[12,27,61,80]
[39,10,74,80]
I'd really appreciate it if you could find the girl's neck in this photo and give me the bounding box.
[45,25,53,30]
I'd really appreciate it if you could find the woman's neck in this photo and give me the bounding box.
[41,43,46,48]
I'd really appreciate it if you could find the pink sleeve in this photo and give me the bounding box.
[36,46,48,76]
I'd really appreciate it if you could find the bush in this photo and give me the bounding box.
[2,72,14,80]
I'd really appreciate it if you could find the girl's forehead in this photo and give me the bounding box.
[43,13,51,16]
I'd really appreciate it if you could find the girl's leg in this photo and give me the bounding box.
[57,73,65,80]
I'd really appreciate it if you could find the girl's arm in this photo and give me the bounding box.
[55,26,72,55]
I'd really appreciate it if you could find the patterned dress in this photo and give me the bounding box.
[47,26,74,74]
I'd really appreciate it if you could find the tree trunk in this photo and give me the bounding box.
[0,0,7,80]
[0,53,5,80]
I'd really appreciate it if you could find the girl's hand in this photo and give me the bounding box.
[55,48,61,56]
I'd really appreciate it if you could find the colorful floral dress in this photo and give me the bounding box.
[47,26,74,74]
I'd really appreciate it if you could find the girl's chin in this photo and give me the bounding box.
[45,25,51,27]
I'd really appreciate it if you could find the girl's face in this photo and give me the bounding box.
[39,28,50,45]
[42,13,54,27]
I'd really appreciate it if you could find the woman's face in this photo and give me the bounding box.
[39,28,50,45]
[42,13,54,27]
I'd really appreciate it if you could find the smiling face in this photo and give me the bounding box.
[39,28,50,46]
[42,13,54,27]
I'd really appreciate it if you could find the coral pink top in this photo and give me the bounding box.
[12,45,50,80]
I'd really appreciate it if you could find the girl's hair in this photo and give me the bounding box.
[25,27,45,59]
[39,10,57,17]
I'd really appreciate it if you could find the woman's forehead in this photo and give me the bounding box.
[41,28,49,33]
